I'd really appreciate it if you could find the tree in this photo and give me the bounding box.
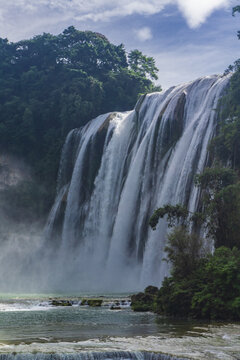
[59,27,128,76]
[195,168,240,248]
[150,166,240,250]
[128,50,159,81]
[191,247,240,320]
[165,226,204,279]
[0,27,161,220]
[155,246,240,319]
[232,5,240,15]
[149,204,189,230]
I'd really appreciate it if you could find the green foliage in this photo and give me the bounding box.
[0,27,160,216]
[87,299,103,307]
[148,172,240,319]
[207,182,240,248]
[154,246,240,320]
[150,166,240,250]
[132,227,206,318]
[131,286,158,312]
[165,227,204,279]
[214,64,240,170]
[155,276,197,317]
[195,167,240,248]
[195,167,238,192]
[152,227,205,317]
[128,50,159,80]
[192,247,240,320]
[232,5,240,16]
[149,204,189,230]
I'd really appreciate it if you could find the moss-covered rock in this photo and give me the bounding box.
[51,299,72,306]
[87,299,103,307]
[80,299,88,305]
[131,286,159,312]
[110,305,121,310]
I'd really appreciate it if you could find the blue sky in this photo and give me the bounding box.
[0,0,239,89]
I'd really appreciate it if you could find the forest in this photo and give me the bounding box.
[0,26,160,221]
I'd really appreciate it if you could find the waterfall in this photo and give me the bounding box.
[0,352,188,360]
[45,75,230,292]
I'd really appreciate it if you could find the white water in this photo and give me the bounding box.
[0,294,239,360]
[45,75,230,292]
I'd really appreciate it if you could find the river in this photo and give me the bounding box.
[0,294,239,360]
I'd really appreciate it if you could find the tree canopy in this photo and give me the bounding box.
[0,27,161,216]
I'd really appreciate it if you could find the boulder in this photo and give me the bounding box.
[131,292,153,305]
[110,305,121,310]
[131,286,159,312]
[80,299,88,305]
[51,299,72,306]
[87,299,103,307]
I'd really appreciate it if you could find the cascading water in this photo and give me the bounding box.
[45,75,230,292]
[0,352,188,360]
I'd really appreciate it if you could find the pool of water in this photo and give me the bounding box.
[0,294,239,360]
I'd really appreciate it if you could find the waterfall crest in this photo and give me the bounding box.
[46,75,230,291]
[0,352,187,360]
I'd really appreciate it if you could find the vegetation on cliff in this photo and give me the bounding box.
[134,104,240,319]
[131,7,240,320]
[132,87,240,320]
[132,245,240,320]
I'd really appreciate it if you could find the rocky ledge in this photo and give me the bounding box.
[50,297,131,308]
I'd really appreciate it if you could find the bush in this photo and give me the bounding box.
[165,226,204,279]
[155,246,240,320]
[191,247,240,320]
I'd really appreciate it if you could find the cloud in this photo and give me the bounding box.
[176,0,231,28]
[135,27,153,41]
[0,0,234,35]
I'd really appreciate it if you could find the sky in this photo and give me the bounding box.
[0,0,239,89]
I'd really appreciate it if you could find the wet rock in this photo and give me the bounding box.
[80,299,88,305]
[110,305,121,310]
[131,286,159,312]
[87,299,103,307]
[51,299,72,306]
[131,292,153,304]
